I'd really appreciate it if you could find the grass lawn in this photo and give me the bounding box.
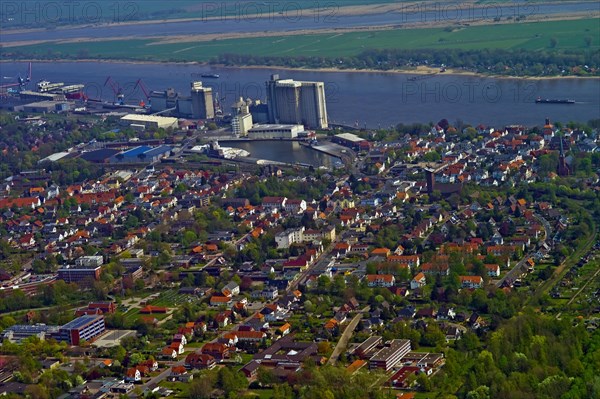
[239,353,255,364]
[151,289,186,307]
[245,389,274,399]
[5,18,598,62]
[159,380,189,398]
[123,308,140,323]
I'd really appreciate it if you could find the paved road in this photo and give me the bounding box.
[136,234,337,394]
[327,306,370,366]
[496,212,552,288]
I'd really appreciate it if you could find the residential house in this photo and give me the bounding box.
[387,255,420,268]
[410,272,426,290]
[201,343,230,360]
[485,264,500,277]
[185,353,216,370]
[366,274,396,287]
[459,276,484,289]
[125,368,141,382]
[222,281,240,296]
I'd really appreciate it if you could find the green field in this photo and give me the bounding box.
[4,0,592,28]
[3,18,598,63]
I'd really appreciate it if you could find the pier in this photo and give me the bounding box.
[300,141,352,160]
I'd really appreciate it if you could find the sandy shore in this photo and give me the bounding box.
[2,58,597,80]
[222,64,599,80]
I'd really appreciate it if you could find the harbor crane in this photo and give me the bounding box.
[1,62,32,91]
[104,76,125,105]
[134,79,152,108]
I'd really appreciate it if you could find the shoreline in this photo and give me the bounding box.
[2,59,598,80]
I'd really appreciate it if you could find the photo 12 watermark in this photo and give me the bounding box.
[399,80,541,104]
[1,1,139,25]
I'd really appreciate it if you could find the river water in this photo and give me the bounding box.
[3,61,598,128]
[220,140,341,167]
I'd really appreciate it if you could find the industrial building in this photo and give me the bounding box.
[232,113,253,137]
[57,265,102,285]
[80,148,120,163]
[249,101,269,123]
[190,81,214,119]
[266,75,328,129]
[38,152,71,164]
[247,124,304,139]
[22,101,72,113]
[110,145,173,164]
[149,88,178,112]
[19,90,64,101]
[56,314,106,345]
[120,114,178,130]
[332,133,370,151]
[369,339,412,371]
[231,97,254,137]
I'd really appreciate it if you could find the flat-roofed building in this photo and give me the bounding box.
[190,81,214,119]
[247,124,304,139]
[120,114,178,130]
[332,133,370,151]
[56,314,106,345]
[354,335,383,359]
[369,339,411,371]
[75,255,103,268]
[57,265,102,286]
[22,101,72,113]
[401,352,445,369]
[2,324,60,343]
[232,113,253,137]
[110,145,173,164]
[266,75,328,129]
[19,91,64,101]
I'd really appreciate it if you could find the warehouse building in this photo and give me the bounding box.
[247,124,304,139]
[20,90,64,101]
[80,148,120,163]
[332,133,370,151]
[22,101,72,113]
[110,145,173,164]
[120,114,178,130]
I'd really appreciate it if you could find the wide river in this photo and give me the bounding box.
[3,61,598,128]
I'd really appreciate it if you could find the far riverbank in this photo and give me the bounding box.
[2,59,598,80]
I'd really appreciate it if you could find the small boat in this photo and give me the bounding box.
[200,74,220,79]
[535,98,575,104]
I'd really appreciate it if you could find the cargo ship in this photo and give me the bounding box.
[200,74,220,79]
[535,98,575,104]
[38,80,88,100]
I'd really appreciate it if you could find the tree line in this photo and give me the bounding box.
[211,48,600,77]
